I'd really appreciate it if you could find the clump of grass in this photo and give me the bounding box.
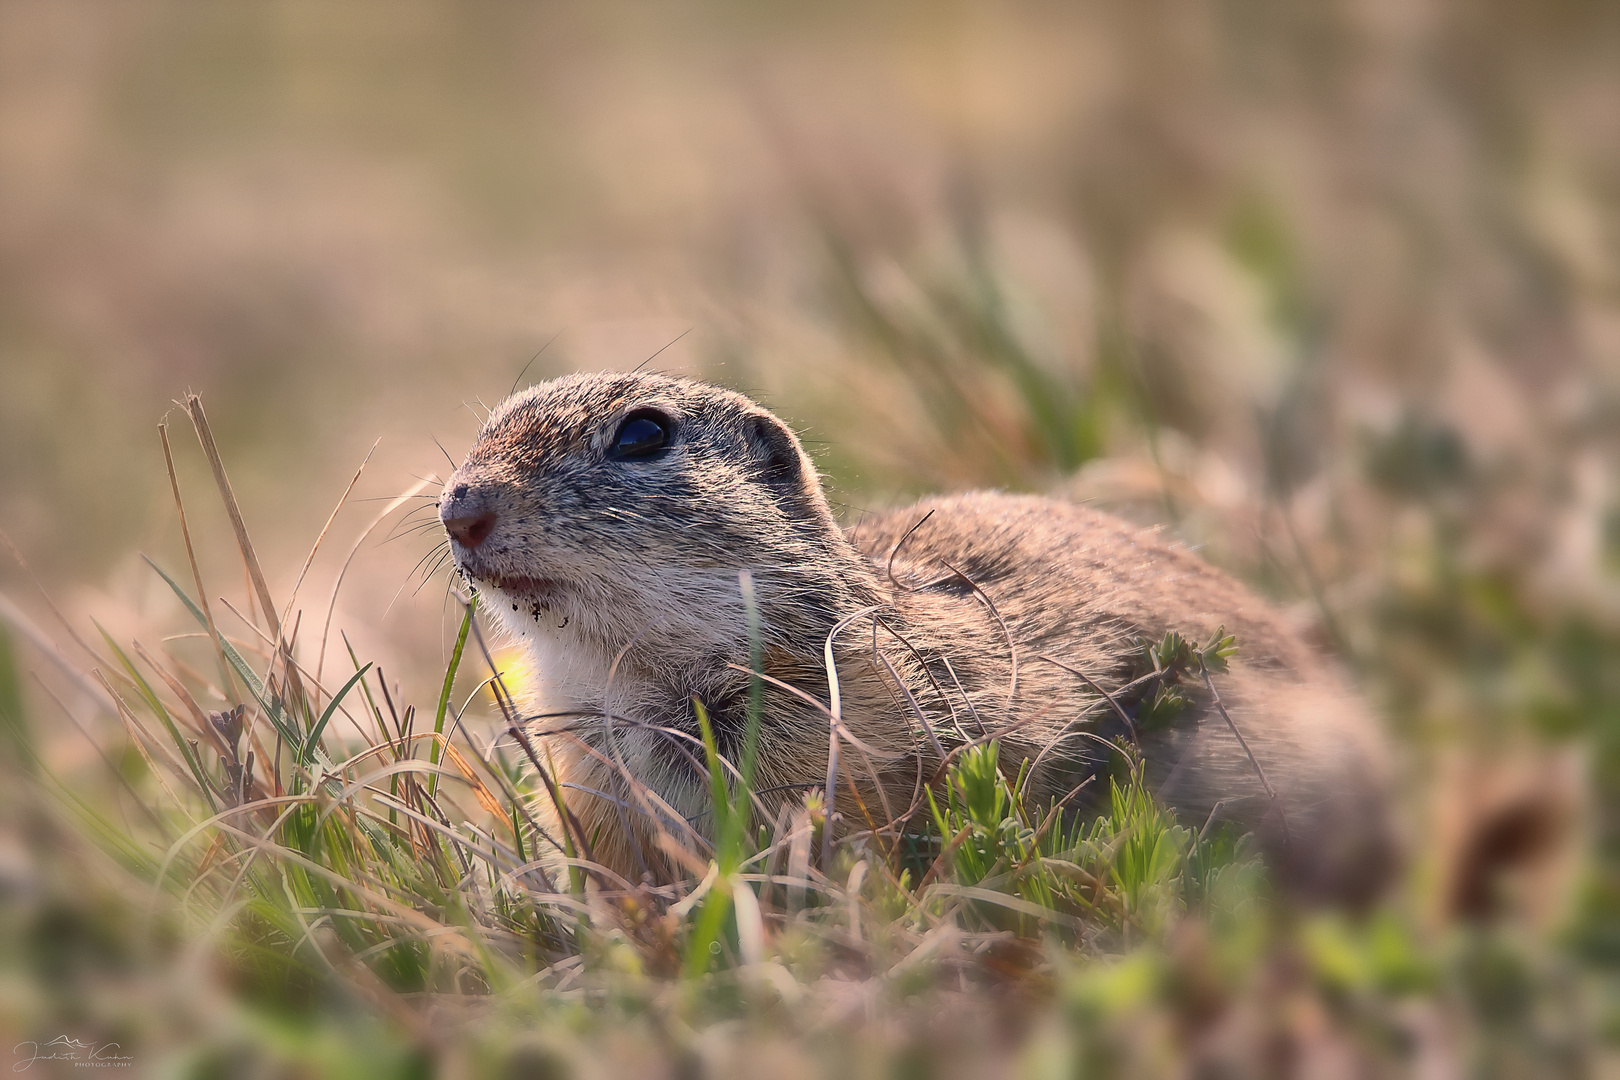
[18,395,1261,991]
[0,396,1604,1075]
[924,737,1255,945]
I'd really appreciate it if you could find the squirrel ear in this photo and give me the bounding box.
[743,412,806,492]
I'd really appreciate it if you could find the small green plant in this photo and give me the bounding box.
[1131,625,1238,730]
[924,734,1257,942]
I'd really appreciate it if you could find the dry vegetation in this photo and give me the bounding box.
[1,0,1618,1076]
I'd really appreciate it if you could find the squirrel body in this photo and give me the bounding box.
[441,372,1396,900]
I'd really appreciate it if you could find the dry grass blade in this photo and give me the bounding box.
[317,479,433,683]
[186,395,279,640]
[434,736,506,818]
[279,437,380,643]
[883,507,936,590]
[732,879,767,965]
[160,422,234,700]
[0,527,102,663]
[92,669,191,807]
[874,614,975,744]
[0,592,118,713]
[936,558,1018,710]
[1032,653,1137,744]
[868,626,946,762]
[921,882,1090,932]
[30,670,170,835]
[1198,665,1287,846]
[820,603,885,865]
[212,821,465,941]
[130,639,229,758]
[506,719,599,874]
[187,393,310,713]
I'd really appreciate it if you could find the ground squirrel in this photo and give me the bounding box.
[440,371,1397,901]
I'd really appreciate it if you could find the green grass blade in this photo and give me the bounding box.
[95,622,218,812]
[429,603,473,797]
[140,552,212,638]
[693,699,731,855]
[682,875,733,980]
[0,624,31,770]
[142,553,301,749]
[299,662,372,766]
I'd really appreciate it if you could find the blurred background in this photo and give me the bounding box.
[1,0,1617,1073]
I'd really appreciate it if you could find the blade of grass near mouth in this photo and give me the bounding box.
[430,604,473,798]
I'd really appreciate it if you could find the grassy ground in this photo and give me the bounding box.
[1,328,1615,1076]
[2,2,1618,1075]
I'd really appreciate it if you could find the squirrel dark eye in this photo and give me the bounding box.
[608,409,673,460]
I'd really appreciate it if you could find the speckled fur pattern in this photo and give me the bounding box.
[441,372,1397,900]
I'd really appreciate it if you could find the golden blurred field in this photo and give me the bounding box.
[1,1,1617,1075]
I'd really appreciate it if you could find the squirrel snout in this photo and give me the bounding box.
[440,484,499,550]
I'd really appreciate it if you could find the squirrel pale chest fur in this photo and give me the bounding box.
[440,371,1397,901]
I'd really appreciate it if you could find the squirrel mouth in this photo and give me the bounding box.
[459,567,560,603]
[481,574,558,600]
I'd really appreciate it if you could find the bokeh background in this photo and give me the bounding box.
[1,0,1618,1073]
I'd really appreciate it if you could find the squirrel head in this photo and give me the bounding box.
[440,372,880,663]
